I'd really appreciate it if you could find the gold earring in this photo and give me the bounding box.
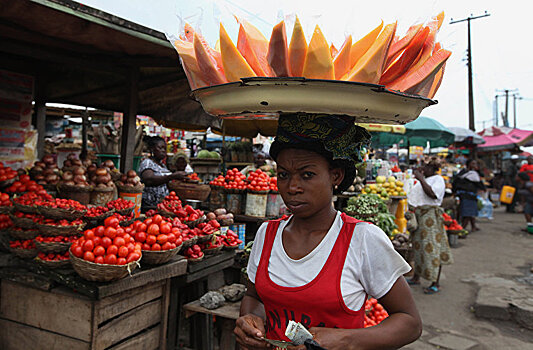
[334,184,339,190]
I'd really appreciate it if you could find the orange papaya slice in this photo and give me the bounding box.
[330,43,338,59]
[433,42,441,53]
[388,49,451,94]
[288,16,307,77]
[173,39,207,90]
[386,23,423,67]
[219,23,256,82]
[434,11,445,30]
[344,22,396,84]
[267,21,290,77]
[302,25,335,80]
[333,35,352,79]
[379,26,429,85]
[427,62,446,98]
[236,18,273,76]
[193,33,227,85]
[408,14,443,73]
[183,23,195,42]
[348,21,383,72]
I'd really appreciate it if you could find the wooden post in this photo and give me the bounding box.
[80,108,88,160]
[120,68,139,172]
[35,79,46,160]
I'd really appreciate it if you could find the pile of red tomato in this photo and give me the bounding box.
[35,235,77,243]
[86,206,113,218]
[71,216,141,265]
[0,193,12,207]
[183,244,204,260]
[157,192,203,222]
[35,217,84,227]
[220,229,242,248]
[37,251,70,261]
[246,169,271,192]
[131,214,183,251]
[0,164,18,182]
[5,174,46,194]
[225,168,247,190]
[209,168,276,193]
[13,191,53,206]
[188,173,200,181]
[364,298,389,327]
[0,214,13,230]
[39,198,87,211]
[269,177,278,192]
[107,198,134,211]
[9,239,36,250]
[209,175,227,187]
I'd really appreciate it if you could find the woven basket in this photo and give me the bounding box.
[181,236,198,248]
[169,182,211,202]
[116,206,134,216]
[38,222,86,237]
[84,208,115,226]
[196,234,214,243]
[0,178,15,189]
[223,244,240,251]
[184,215,206,229]
[35,257,71,269]
[9,228,39,240]
[70,249,141,282]
[0,206,12,214]
[10,247,37,259]
[141,245,182,265]
[446,229,462,235]
[35,240,72,254]
[119,218,136,227]
[158,208,178,219]
[58,184,93,205]
[90,186,115,206]
[204,245,223,256]
[38,206,87,220]
[13,201,37,214]
[187,254,204,263]
[116,183,145,194]
[9,213,35,229]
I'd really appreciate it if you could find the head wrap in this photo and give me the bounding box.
[168,149,189,170]
[270,113,371,192]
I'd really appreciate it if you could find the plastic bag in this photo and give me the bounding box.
[477,195,493,220]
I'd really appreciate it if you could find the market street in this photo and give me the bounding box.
[405,207,533,350]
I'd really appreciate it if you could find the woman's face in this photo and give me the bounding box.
[175,157,187,171]
[276,148,343,219]
[468,160,478,171]
[152,141,167,161]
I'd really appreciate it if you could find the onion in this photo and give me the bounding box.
[96,175,107,184]
[43,154,55,165]
[115,181,124,186]
[95,168,107,176]
[62,171,73,181]
[63,160,72,167]
[33,166,44,173]
[120,174,128,183]
[73,167,85,176]
[127,170,137,178]
[106,181,114,187]
[35,175,45,181]
[103,160,115,169]
[35,161,46,168]
[43,168,55,176]
[131,176,141,184]
[73,174,86,183]
[64,181,75,186]
[103,175,112,183]
[72,159,82,166]
[45,174,59,183]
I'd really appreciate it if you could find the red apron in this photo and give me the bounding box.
[255,213,366,341]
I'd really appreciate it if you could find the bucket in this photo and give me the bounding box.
[447,232,458,248]
[118,191,142,218]
[266,193,283,217]
[245,192,267,217]
[209,186,226,211]
[226,193,244,215]
[499,186,516,204]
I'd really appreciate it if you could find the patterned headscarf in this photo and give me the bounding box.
[270,113,371,191]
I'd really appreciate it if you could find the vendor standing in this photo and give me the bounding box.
[168,149,194,174]
[235,114,421,349]
[407,157,453,294]
[138,136,187,211]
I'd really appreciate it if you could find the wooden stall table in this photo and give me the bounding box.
[183,299,241,350]
[0,253,187,350]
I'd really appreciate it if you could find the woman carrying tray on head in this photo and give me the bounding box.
[407,157,453,295]
[139,136,187,211]
[168,149,195,174]
[234,114,421,349]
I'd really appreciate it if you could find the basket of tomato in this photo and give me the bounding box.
[12,192,47,214]
[107,198,135,216]
[9,239,37,259]
[184,244,204,262]
[34,235,76,254]
[36,218,86,237]
[69,216,142,282]
[0,192,13,214]
[0,165,18,189]
[84,206,115,226]
[35,251,71,269]
[8,227,39,240]
[37,198,87,220]
[9,212,39,229]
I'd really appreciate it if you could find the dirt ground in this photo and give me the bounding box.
[404,206,533,349]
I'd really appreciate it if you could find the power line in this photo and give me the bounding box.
[450,11,491,132]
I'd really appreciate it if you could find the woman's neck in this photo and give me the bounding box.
[290,204,337,237]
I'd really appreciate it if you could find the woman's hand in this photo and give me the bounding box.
[171,171,187,181]
[414,169,424,181]
[234,314,271,349]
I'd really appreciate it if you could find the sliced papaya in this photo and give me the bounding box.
[379,26,429,85]
[183,23,195,42]
[348,21,383,71]
[288,16,307,77]
[386,23,423,67]
[433,42,441,53]
[333,35,352,79]
[330,43,338,59]
[345,22,396,84]
[236,18,273,76]
[219,23,256,82]
[267,20,290,77]
[427,62,446,98]
[407,15,442,73]
[388,49,451,94]
[302,25,335,80]
[434,11,445,30]
[173,39,207,89]
[193,33,227,85]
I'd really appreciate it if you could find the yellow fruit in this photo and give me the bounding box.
[393,191,399,196]
[376,176,386,184]
[388,176,396,183]
[396,181,404,187]
[383,182,389,188]
[369,184,377,190]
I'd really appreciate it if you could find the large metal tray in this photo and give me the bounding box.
[191,77,437,124]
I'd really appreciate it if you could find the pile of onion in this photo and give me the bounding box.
[89,167,115,189]
[116,170,142,188]
[31,154,60,185]
[63,153,83,168]
[61,166,90,187]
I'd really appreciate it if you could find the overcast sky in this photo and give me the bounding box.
[82,0,533,132]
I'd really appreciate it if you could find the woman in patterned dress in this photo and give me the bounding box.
[407,157,453,294]
[139,136,187,211]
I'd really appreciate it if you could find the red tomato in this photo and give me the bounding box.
[104,227,117,239]
[144,218,153,226]
[138,223,147,232]
[72,245,83,258]
[94,256,105,264]
[162,242,173,250]
[167,233,176,243]
[153,214,163,225]
[84,230,95,240]
[93,246,105,256]
[135,231,146,243]
[118,246,129,258]
[83,251,95,262]
[117,257,127,265]
[147,224,160,235]
[93,236,102,247]
[126,243,135,253]
[151,243,161,251]
[104,254,117,265]
[82,240,94,252]
[94,226,105,237]
[127,252,140,263]
[113,237,126,247]
[102,236,112,248]
[123,233,132,242]
[156,234,168,245]
[142,243,151,250]
[104,216,119,228]
[116,227,125,237]
[107,245,118,256]
[160,223,171,235]
[146,234,157,245]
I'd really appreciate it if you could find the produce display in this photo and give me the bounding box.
[62,153,83,168]
[183,244,204,261]
[187,173,200,181]
[9,239,36,250]
[60,166,91,188]
[174,12,449,99]
[14,191,53,209]
[88,166,115,189]
[86,206,113,219]
[157,192,204,222]
[37,251,70,262]
[35,235,77,244]
[363,176,406,200]
[346,176,365,193]
[0,193,12,208]
[364,298,389,328]
[246,169,270,192]
[391,232,410,250]
[6,175,47,195]
[345,193,401,236]
[209,168,278,193]
[39,198,87,212]
[28,155,59,186]
[219,229,243,249]
[196,150,221,159]
[116,170,142,188]
[130,214,183,252]
[0,214,13,230]
[376,212,398,237]
[107,198,135,212]
[206,208,234,226]
[35,217,84,228]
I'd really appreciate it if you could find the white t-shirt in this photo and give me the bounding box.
[247,212,411,311]
[407,175,445,207]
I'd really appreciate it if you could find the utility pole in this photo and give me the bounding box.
[496,88,518,127]
[494,95,499,126]
[450,11,490,131]
[513,94,523,128]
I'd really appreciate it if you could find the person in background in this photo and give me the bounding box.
[519,155,533,182]
[504,155,520,213]
[407,157,453,294]
[240,151,267,176]
[138,136,187,211]
[168,149,194,174]
[453,159,485,232]
[516,172,533,223]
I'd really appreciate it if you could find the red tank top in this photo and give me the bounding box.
[255,213,366,341]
